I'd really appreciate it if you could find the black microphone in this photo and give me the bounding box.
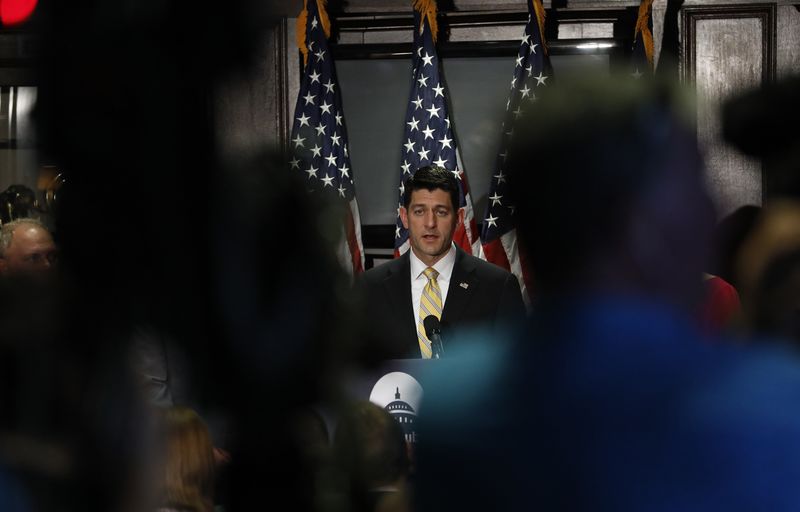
[423,315,445,359]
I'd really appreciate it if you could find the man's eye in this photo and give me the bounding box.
[413,209,424,215]
[436,210,448,217]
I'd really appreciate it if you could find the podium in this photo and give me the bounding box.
[343,358,435,444]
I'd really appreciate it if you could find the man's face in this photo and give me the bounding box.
[400,188,459,266]
[0,225,58,277]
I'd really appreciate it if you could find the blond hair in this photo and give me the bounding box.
[162,407,215,512]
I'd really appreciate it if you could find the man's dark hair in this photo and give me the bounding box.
[403,166,460,212]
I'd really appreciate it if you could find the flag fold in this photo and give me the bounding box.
[289,0,364,275]
[394,0,480,257]
[480,0,553,305]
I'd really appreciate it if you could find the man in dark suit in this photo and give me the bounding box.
[359,166,525,360]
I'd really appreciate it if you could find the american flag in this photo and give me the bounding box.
[394,0,481,257]
[632,0,655,78]
[480,0,552,305]
[289,0,364,274]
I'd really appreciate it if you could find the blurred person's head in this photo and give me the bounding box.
[506,76,714,310]
[210,152,355,509]
[735,201,800,341]
[334,401,410,504]
[0,185,37,224]
[400,166,462,266]
[288,408,336,510]
[162,407,215,512]
[0,219,58,277]
[292,407,331,470]
[724,74,800,199]
[748,249,800,342]
[712,205,762,288]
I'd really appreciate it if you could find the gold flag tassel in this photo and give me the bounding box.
[634,0,655,67]
[297,0,332,66]
[413,0,439,43]
[532,0,549,54]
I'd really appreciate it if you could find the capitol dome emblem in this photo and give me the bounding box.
[370,372,423,444]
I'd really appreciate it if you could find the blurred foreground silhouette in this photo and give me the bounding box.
[0,2,355,511]
[415,76,800,511]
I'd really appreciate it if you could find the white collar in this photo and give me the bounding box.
[409,242,457,282]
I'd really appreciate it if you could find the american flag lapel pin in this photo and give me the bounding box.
[460,282,469,289]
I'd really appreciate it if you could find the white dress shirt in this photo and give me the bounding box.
[409,243,456,341]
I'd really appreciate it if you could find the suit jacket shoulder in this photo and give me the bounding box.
[361,252,407,284]
[459,251,520,282]
[356,248,526,360]
[356,252,418,359]
[441,247,526,333]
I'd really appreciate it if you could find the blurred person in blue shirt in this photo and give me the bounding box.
[414,76,800,512]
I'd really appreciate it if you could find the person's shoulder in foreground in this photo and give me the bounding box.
[415,298,800,511]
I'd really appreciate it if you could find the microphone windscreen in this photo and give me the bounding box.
[423,315,441,338]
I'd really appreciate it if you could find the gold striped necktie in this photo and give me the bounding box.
[418,266,442,359]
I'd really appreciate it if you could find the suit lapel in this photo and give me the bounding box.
[382,252,418,355]
[441,247,478,328]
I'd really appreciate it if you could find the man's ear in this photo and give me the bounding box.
[0,258,8,276]
[399,206,409,230]
[457,207,465,227]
